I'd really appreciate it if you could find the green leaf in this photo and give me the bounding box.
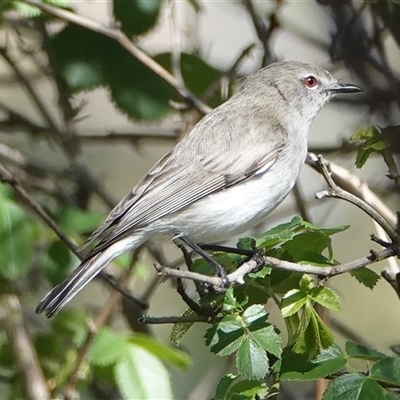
[51,25,106,90]
[88,327,126,366]
[257,217,300,249]
[236,337,269,380]
[345,341,386,361]
[59,206,103,235]
[0,192,34,280]
[292,303,334,358]
[13,1,42,17]
[370,357,400,386]
[213,374,237,400]
[115,342,173,400]
[212,374,268,400]
[237,236,256,251]
[281,231,332,262]
[280,345,346,381]
[350,126,392,168]
[249,324,282,359]
[51,310,88,346]
[350,127,376,141]
[51,25,172,120]
[169,308,196,346]
[129,334,192,370]
[155,52,222,101]
[322,373,389,400]
[205,316,244,356]
[281,289,308,317]
[41,240,75,286]
[113,0,163,37]
[350,267,380,289]
[310,287,341,311]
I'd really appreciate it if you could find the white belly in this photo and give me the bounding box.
[149,152,305,244]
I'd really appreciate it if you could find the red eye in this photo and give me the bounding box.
[303,76,318,88]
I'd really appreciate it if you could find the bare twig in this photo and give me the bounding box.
[0,162,145,307]
[310,153,400,244]
[0,46,59,131]
[155,246,397,288]
[18,0,211,114]
[242,0,275,66]
[140,315,209,324]
[314,157,396,226]
[0,295,50,400]
[292,182,311,222]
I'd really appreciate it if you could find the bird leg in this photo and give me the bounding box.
[177,235,229,287]
[200,244,254,257]
[201,243,265,272]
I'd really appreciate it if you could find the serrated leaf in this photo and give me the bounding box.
[350,127,376,141]
[14,1,41,17]
[155,52,222,101]
[292,303,334,358]
[242,304,266,325]
[115,344,173,400]
[249,324,282,358]
[129,334,191,370]
[213,374,238,400]
[213,374,268,400]
[205,316,244,356]
[322,373,389,400]
[310,287,341,311]
[282,231,332,261]
[113,0,163,37]
[256,217,300,249]
[0,194,34,279]
[223,287,241,312]
[236,337,269,380]
[169,308,196,346]
[350,267,380,289]
[370,357,400,386]
[280,345,346,381]
[51,25,172,121]
[345,341,386,361]
[281,289,308,317]
[88,328,126,366]
[237,236,256,251]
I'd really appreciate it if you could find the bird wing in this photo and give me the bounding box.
[82,116,287,256]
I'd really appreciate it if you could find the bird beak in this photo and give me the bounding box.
[327,82,363,94]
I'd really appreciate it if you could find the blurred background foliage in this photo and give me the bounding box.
[0,0,399,399]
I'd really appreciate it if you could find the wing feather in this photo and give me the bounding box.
[82,108,288,256]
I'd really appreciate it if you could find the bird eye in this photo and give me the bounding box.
[302,75,318,89]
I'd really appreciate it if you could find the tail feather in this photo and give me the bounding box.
[36,251,113,318]
[36,236,142,318]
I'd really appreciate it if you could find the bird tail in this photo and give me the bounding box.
[36,236,142,318]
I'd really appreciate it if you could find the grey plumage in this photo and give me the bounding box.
[36,61,362,317]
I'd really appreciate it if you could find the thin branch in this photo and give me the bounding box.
[155,246,397,288]
[381,147,400,190]
[0,162,145,308]
[19,0,211,114]
[292,182,312,222]
[310,153,400,244]
[140,315,209,324]
[0,46,59,131]
[64,257,138,399]
[0,295,49,400]
[242,0,275,66]
[310,156,397,227]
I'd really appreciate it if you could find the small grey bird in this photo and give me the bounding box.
[36,61,361,317]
